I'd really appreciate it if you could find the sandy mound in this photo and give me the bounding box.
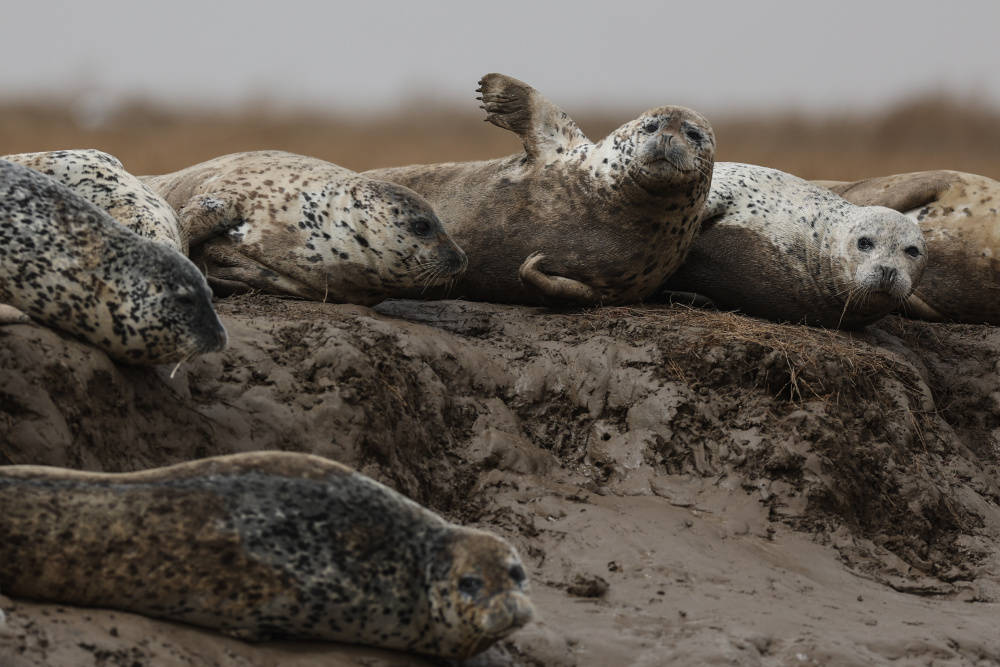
[2,296,999,666]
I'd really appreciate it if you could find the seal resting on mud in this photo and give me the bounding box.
[662,162,927,329]
[143,151,467,305]
[3,149,185,251]
[816,170,1000,324]
[365,72,716,305]
[0,451,534,659]
[0,159,226,364]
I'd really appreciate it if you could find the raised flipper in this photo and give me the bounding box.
[179,194,246,248]
[0,304,29,324]
[477,73,590,161]
[818,171,960,213]
[518,252,599,303]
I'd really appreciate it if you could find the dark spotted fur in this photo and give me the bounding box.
[4,149,185,251]
[143,151,467,305]
[0,159,226,363]
[0,452,533,659]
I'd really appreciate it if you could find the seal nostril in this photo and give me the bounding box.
[508,564,526,584]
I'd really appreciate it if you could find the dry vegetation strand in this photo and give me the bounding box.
[580,305,926,407]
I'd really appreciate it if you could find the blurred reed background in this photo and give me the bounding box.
[2,94,997,181]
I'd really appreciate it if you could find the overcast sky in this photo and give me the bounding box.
[5,0,999,117]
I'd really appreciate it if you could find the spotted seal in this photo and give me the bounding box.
[364,73,715,305]
[142,151,467,305]
[0,451,534,659]
[816,170,1000,324]
[662,162,927,329]
[0,159,226,363]
[3,149,185,252]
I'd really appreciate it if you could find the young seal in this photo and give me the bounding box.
[0,159,226,364]
[3,149,185,251]
[816,170,1000,324]
[0,451,534,659]
[143,151,467,305]
[364,72,716,306]
[662,162,928,329]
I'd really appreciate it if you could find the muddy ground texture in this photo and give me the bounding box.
[1,296,999,666]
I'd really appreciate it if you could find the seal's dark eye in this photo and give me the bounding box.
[905,246,921,258]
[857,237,874,251]
[508,564,526,584]
[410,218,432,237]
[458,575,483,597]
[643,120,660,134]
[685,128,704,144]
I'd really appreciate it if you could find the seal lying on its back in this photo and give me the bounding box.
[3,149,184,251]
[143,151,467,305]
[816,170,1000,324]
[0,452,534,659]
[365,73,716,306]
[663,163,927,329]
[0,159,226,363]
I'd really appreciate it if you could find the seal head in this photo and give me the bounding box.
[424,528,534,658]
[613,106,715,194]
[826,205,926,319]
[0,159,226,363]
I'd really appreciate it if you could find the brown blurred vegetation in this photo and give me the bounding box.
[1,95,998,180]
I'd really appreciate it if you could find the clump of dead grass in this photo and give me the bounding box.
[580,305,925,405]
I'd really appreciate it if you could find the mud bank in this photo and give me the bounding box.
[2,296,999,666]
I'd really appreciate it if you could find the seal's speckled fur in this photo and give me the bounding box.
[0,452,534,659]
[365,73,716,306]
[143,151,467,305]
[664,162,927,329]
[818,170,1000,324]
[4,149,185,252]
[0,159,226,363]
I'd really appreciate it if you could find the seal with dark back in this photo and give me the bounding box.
[365,73,716,306]
[0,451,533,659]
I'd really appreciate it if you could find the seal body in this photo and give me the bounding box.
[664,163,928,329]
[0,159,226,363]
[3,149,185,252]
[364,73,716,306]
[0,452,533,659]
[143,151,467,305]
[817,170,1000,324]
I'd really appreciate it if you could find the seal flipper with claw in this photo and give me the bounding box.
[480,74,602,303]
[477,73,590,162]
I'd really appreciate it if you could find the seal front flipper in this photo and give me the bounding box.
[0,304,29,324]
[179,194,246,248]
[477,73,590,161]
[518,252,599,303]
[819,171,959,213]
